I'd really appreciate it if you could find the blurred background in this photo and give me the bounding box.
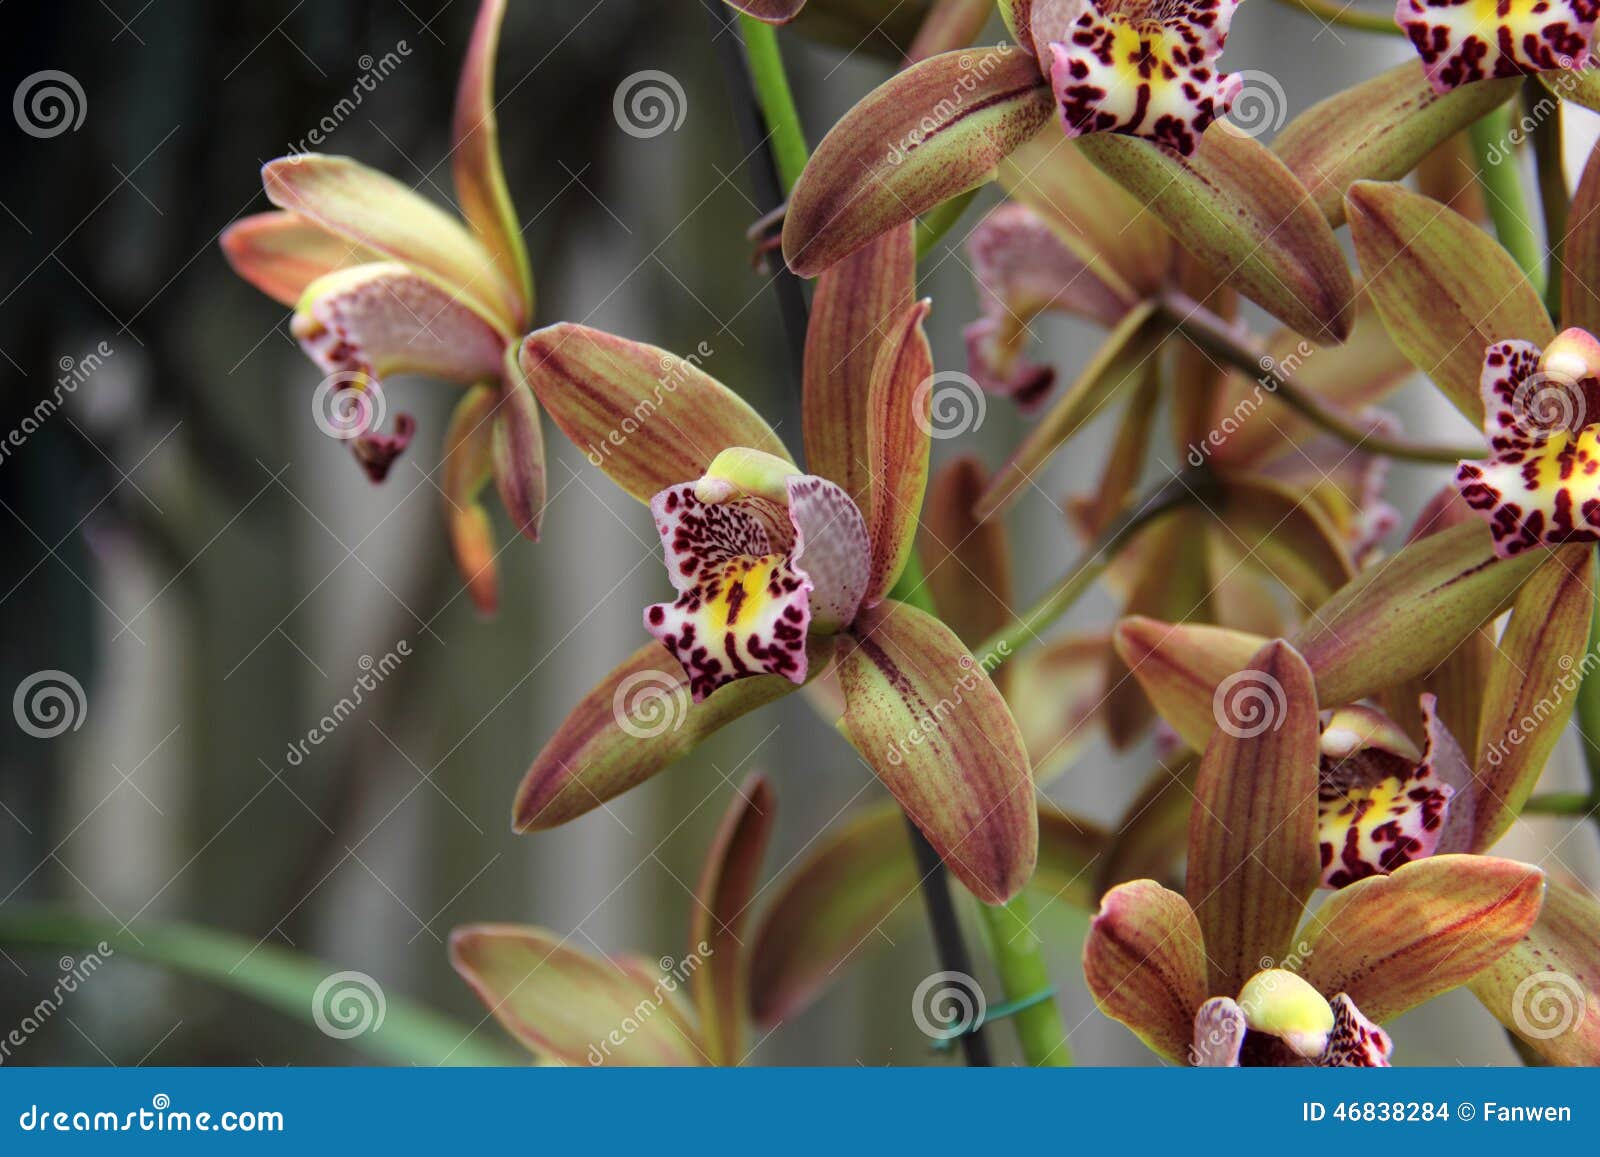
[2,0,1597,1066]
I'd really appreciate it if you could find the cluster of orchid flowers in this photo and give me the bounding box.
[222,0,1600,1066]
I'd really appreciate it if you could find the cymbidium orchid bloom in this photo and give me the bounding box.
[510,228,1038,905]
[1397,0,1595,93]
[1455,327,1600,558]
[220,0,543,615]
[1084,639,1546,1067]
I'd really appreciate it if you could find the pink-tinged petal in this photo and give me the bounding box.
[963,202,1136,406]
[690,775,774,1066]
[219,211,376,307]
[1112,617,1268,752]
[291,262,506,385]
[1470,878,1600,1065]
[1298,855,1545,1023]
[1318,995,1393,1067]
[1397,0,1595,94]
[919,456,1015,650]
[724,0,806,20]
[787,474,872,631]
[1190,996,1247,1067]
[512,640,815,831]
[838,600,1037,904]
[1187,640,1322,997]
[864,300,935,603]
[452,0,532,323]
[782,47,1054,276]
[748,802,917,1026]
[1047,0,1242,157]
[802,223,915,516]
[262,155,518,334]
[449,925,705,1065]
[907,0,995,62]
[520,323,791,504]
[1471,546,1596,849]
[491,346,545,542]
[443,384,501,616]
[1082,880,1209,1064]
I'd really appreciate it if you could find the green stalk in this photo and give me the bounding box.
[1469,102,1546,295]
[891,556,1071,1067]
[1269,0,1403,34]
[0,908,521,1066]
[738,15,809,195]
[1530,81,1568,324]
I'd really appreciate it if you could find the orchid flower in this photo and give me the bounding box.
[1455,327,1600,558]
[220,0,543,615]
[1397,0,1595,93]
[1084,639,1546,1066]
[510,228,1038,905]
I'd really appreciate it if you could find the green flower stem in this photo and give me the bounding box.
[1269,0,1403,34]
[1523,792,1597,816]
[1159,291,1488,465]
[1531,82,1568,323]
[890,556,1071,1067]
[916,188,981,258]
[1470,103,1547,295]
[0,908,521,1066]
[738,15,809,195]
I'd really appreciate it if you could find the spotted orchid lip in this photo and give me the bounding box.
[1397,0,1597,95]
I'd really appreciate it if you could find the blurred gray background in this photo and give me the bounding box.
[1,0,1596,1066]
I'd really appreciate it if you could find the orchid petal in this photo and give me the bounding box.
[786,474,873,631]
[520,324,791,503]
[1297,855,1545,1023]
[1188,640,1322,997]
[837,600,1037,904]
[1068,371,1160,540]
[724,0,807,20]
[1319,994,1393,1067]
[1471,546,1596,850]
[1008,633,1109,784]
[1347,180,1554,423]
[1079,129,1355,343]
[512,640,815,831]
[219,211,375,307]
[1211,478,1356,614]
[920,456,1014,650]
[802,224,915,516]
[1113,618,1267,754]
[442,384,501,616]
[452,0,532,322]
[691,775,774,1066]
[1564,139,1600,333]
[262,155,518,334]
[908,0,998,62]
[1190,997,1247,1067]
[782,47,1054,276]
[864,299,935,603]
[450,925,705,1065]
[1397,0,1594,93]
[1470,878,1600,1065]
[491,345,545,542]
[1082,880,1209,1064]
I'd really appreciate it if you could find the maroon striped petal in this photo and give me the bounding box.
[1083,879,1209,1064]
[219,211,375,307]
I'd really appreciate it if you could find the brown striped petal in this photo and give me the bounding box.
[1298,855,1545,1023]
[865,299,935,603]
[782,47,1053,276]
[219,211,375,307]
[1082,880,1209,1064]
[442,384,501,617]
[1187,640,1322,996]
[490,346,545,542]
[1113,618,1267,752]
[1563,136,1600,334]
[519,323,791,504]
[838,600,1037,904]
[690,775,775,1065]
